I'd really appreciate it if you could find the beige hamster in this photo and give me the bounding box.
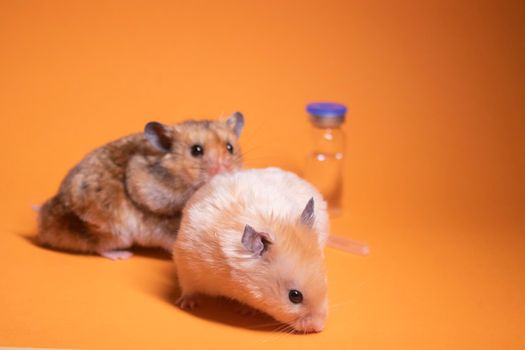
[173,167,329,333]
[38,112,244,260]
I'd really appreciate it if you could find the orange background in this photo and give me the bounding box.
[1,0,524,349]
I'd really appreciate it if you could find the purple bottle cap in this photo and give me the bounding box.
[306,102,347,127]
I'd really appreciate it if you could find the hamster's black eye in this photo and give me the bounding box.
[191,144,204,157]
[288,289,303,304]
[226,143,234,154]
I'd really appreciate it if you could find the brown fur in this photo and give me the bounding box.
[38,114,244,257]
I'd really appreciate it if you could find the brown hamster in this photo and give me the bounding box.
[38,112,244,260]
[173,167,329,333]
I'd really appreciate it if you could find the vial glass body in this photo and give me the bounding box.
[304,126,345,215]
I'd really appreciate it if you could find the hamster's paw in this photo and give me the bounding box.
[176,295,199,310]
[99,250,133,260]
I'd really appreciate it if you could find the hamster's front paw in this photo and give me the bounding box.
[176,294,199,310]
[99,250,133,260]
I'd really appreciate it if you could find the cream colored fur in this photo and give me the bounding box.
[174,167,329,333]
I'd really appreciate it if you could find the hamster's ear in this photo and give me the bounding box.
[242,224,272,256]
[299,198,315,229]
[225,111,244,138]
[144,122,172,152]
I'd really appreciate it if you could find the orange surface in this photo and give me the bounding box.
[1,0,524,349]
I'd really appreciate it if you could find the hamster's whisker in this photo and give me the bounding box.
[273,323,292,333]
[283,324,295,334]
[255,321,303,344]
[257,324,295,343]
[236,155,272,162]
[230,155,243,163]
[237,148,269,160]
[237,145,261,155]
[271,324,286,331]
[281,324,296,334]
[283,325,296,334]
[255,329,285,344]
[247,320,283,329]
[248,323,280,330]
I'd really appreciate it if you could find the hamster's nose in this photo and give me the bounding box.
[309,319,325,333]
[207,162,232,176]
[294,315,326,333]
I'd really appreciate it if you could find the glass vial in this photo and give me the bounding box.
[304,102,347,215]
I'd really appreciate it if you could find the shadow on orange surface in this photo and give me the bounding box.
[21,234,173,261]
[151,263,293,334]
[21,231,292,334]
